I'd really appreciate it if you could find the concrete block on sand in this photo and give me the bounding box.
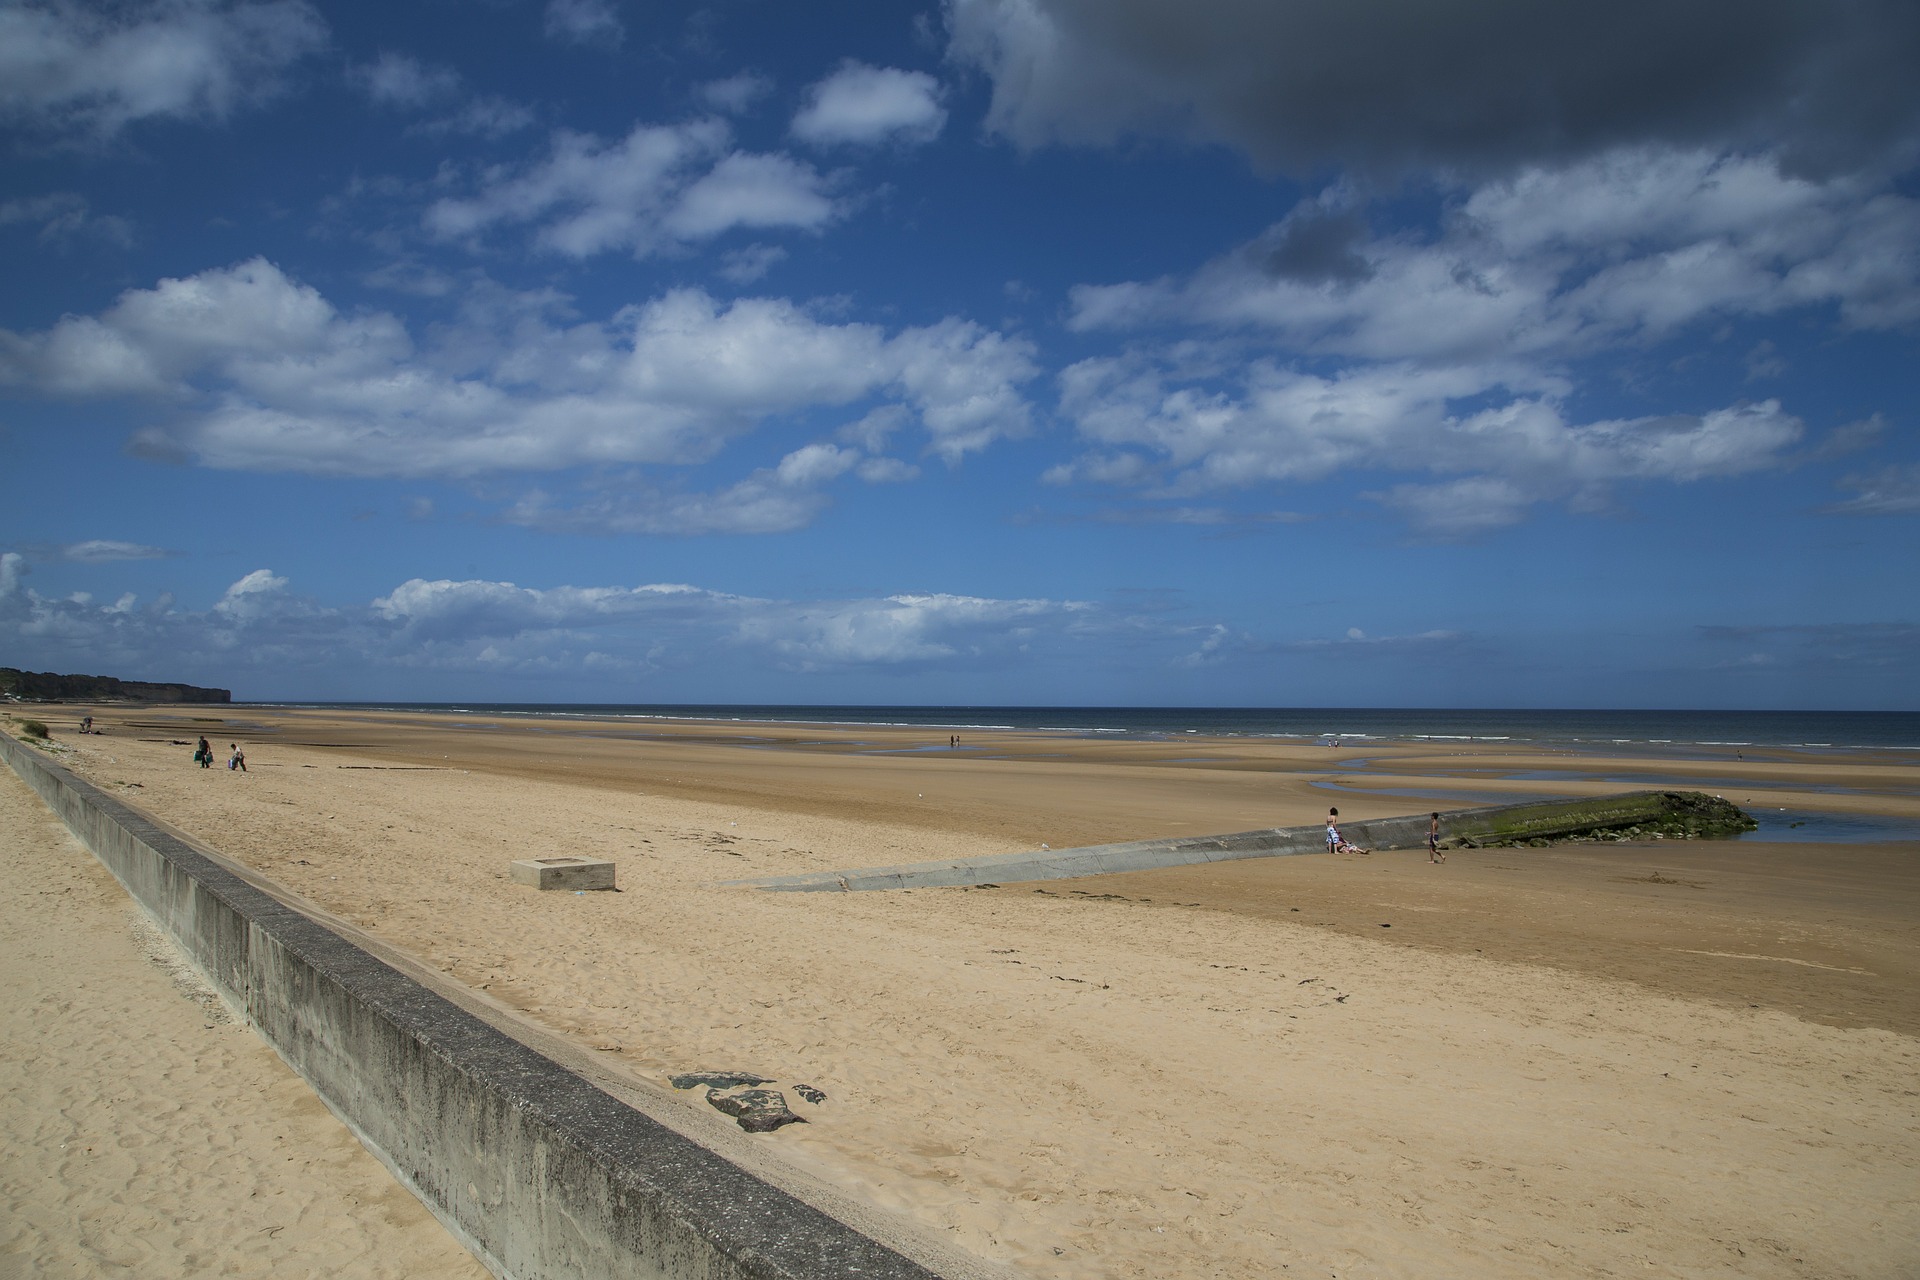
[510,856,615,890]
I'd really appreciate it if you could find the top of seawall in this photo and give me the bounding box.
[728,791,1753,892]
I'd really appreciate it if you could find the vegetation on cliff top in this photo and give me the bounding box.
[0,668,231,704]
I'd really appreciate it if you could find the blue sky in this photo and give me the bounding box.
[2,0,1917,707]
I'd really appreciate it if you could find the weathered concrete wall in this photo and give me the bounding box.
[731,791,1748,893]
[734,824,1328,892]
[733,809,1454,893]
[0,733,945,1280]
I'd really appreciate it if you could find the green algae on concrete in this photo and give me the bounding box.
[1442,790,1756,848]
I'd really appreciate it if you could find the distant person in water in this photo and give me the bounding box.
[1428,812,1445,863]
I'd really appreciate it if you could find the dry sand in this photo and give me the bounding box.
[0,756,488,1279]
[15,704,1920,1279]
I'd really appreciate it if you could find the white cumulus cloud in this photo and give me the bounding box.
[63,539,170,562]
[0,0,328,140]
[0,191,133,245]
[663,151,837,240]
[504,442,867,536]
[0,261,1039,513]
[353,51,459,107]
[1071,150,1920,358]
[213,568,289,618]
[1045,144,1913,534]
[424,119,838,257]
[544,0,622,46]
[736,592,1081,667]
[699,72,772,115]
[1824,463,1920,516]
[1054,351,1804,530]
[791,62,946,147]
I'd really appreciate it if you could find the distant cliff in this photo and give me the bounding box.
[0,668,232,704]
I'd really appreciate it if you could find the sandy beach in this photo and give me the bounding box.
[0,751,488,1279]
[11,703,1920,1278]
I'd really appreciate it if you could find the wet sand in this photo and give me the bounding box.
[1075,838,1920,1037]
[15,703,1920,1279]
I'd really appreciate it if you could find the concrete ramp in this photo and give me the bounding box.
[733,823,1326,892]
[729,791,1754,893]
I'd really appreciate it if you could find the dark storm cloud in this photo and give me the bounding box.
[947,0,1920,177]
[1260,211,1373,285]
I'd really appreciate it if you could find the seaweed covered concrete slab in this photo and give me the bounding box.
[1442,791,1756,848]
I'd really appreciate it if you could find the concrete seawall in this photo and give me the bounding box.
[730,808,1443,893]
[0,733,956,1280]
[730,791,1749,893]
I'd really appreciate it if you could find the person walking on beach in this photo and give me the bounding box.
[1428,812,1445,863]
[227,743,247,772]
[195,736,212,768]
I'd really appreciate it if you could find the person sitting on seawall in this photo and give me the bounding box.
[1327,810,1370,855]
[227,743,247,772]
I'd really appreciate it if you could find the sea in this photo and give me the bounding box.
[245,702,1920,840]
[253,704,1920,753]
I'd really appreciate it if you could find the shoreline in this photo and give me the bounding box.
[56,697,1920,751]
[17,701,1920,1279]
